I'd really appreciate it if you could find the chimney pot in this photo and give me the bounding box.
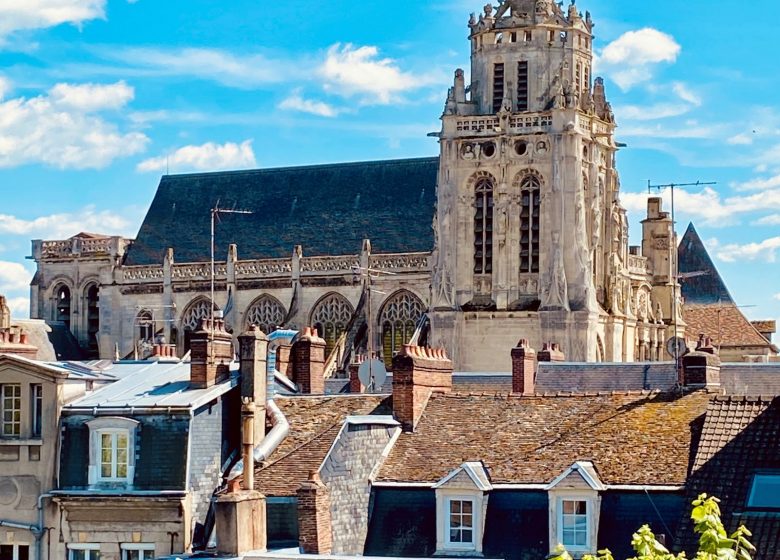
[392,346,453,432]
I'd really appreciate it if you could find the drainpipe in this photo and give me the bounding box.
[36,494,53,560]
[227,399,289,480]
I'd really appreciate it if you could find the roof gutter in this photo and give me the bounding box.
[228,399,289,481]
[371,482,685,492]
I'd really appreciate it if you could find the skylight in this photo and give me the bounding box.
[747,474,780,509]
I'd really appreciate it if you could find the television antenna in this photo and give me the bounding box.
[210,202,253,347]
[351,263,396,391]
[647,180,716,382]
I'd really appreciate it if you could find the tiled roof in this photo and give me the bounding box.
[125,157,438,265]
[677,396,780,559]
[678,223,733,305]
[751,320,776,335]
[684,304,774,348]
[536,362,678,393]
[377,391,711,486]
[253,395,390,496]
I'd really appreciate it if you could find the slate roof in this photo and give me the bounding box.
[377,391,711,486]
[678,223,734,305]
[677,396,780,559]
[253,395,390,496]
[125,157,439,265]
[721,363,780,396]
[536,362,679,393]
[684,304,775,349]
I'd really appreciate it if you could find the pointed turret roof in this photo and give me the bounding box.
[678,223,734,305]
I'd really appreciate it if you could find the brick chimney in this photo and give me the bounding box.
[348,355,367,394]
[538,342,565,363]
[297,470,332,555]
[238,325,268,442]
[682,335,721,388]
[190,318,234,389]
[511,339,537,395]
[0,328,38,360]
[276,343,292,377]
[392,345,452,432]
[291,327,326,394]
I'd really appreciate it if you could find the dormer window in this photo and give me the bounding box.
[434,461,492,555]
[546,462,604,557]
[86,417,139,486]
[747,474,780,510]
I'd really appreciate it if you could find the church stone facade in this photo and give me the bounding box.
[30,0,680,372]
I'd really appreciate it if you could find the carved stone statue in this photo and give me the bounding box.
[541,232,570,311]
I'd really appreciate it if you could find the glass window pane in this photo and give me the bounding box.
[117,463,127,478]
[450,501,460,514]
[142,550,155,560]
[462,501,472,514]
[1,545,14,560]
[462,514,473,528]
[18,546,29,560]
[91,550,101,560]
[450,529,460,542]
[450,514,460,528]
[562,500,574,514]
[461,530,473,543]
[562,530,575,546]
[575,532,587,547]
[576,501,587,515]
[748,475,780,508]
[70,550,86,560]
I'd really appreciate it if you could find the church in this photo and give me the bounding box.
[28,0,771,371]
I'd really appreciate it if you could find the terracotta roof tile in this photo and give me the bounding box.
[254,395,390,496]
[684,304,772,348]
[377,391,711,486]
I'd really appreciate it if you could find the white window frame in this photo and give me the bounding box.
[86,417,139,486]
[67,543,101,560]
[1,384,22,438]
[445,496,476,549]
[120,543,156,560]
[747,474,780,509]
[435,488,487,554]
[0,542,31,560]
[548,492,600,556]
[97,429,130,482]
[559,498,590,551]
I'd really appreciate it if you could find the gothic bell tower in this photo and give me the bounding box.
[431,0,629,370]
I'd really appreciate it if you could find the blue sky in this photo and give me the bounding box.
[0,0,778,329]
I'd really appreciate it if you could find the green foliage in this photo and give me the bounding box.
[548,495,755,560]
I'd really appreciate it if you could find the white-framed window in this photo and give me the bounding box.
[86,417,139,486]
[31,384,43,438]
[0,543,30,560]
[99,429,129,481]
[1,384,21,437]
[446,497,475,547]
[747,474,780,509]
[560,499,589,549]
[120,544,155,560]
[68,544,101,560]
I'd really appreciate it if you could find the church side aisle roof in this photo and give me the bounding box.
[678,222,734,305]
[125,157,439,265]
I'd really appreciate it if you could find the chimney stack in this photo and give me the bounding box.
[297,470,332,555]
[538,342,565,363]
[511,339,537,395]
[190,318,234,389]
[682,335,721,388]
[291,327,326,394]
[392,345,452,432]
[239,326,268,442]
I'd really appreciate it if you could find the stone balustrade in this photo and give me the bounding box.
[455,113,553,135]
[369,253,430,272]
[300,256,360,275]
[628,255,650,275]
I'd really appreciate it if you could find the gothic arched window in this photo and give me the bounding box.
[245,296,286,334]
[515,171,542,274]
[181,298,218,353]
[472,173,495,275]
[55,284,72,331]
[137,310,154,344]
[84,283,100,356]
[380,291,425,366]
[310,293,354,359]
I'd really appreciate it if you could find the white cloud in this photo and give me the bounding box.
[0,0,105,40]
[0,261,32,293]
[728,133,754,146]
[5,296,30,318]
[598,28,681,90]
[320,43,440,104]
[755,214,780,226]
[774,293,780,302]
[137,140,257,173]
[715,237,780,263]
[49,80,134,111]
[0,206,138,239]
[671,83,701,106]
[0,81,148,169]
[732,174,780,192]
[278,89,340,117]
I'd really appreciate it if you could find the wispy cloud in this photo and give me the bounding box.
[755,214,780,226]
[0,206,139,239]
[278,89,341,117]
[0,80,148,169]
[0,0,105,42]
[715,236,780,263]
[0,261,32,293]
[732,173,780,192]
[137,140,257,173]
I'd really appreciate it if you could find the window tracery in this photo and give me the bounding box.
[514,171,542,273]
[472,172,495,275]
[181,299,217,332]
[380,291,425,365]
[244,296,286,334]
[311,293,354,358]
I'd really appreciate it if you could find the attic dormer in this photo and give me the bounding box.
[433,461,492,555]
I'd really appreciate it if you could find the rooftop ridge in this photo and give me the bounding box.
[712,394,778,404]
[439,389,671,399]
[161,156,440,180]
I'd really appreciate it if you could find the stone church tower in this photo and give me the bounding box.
[431,0,674,369]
